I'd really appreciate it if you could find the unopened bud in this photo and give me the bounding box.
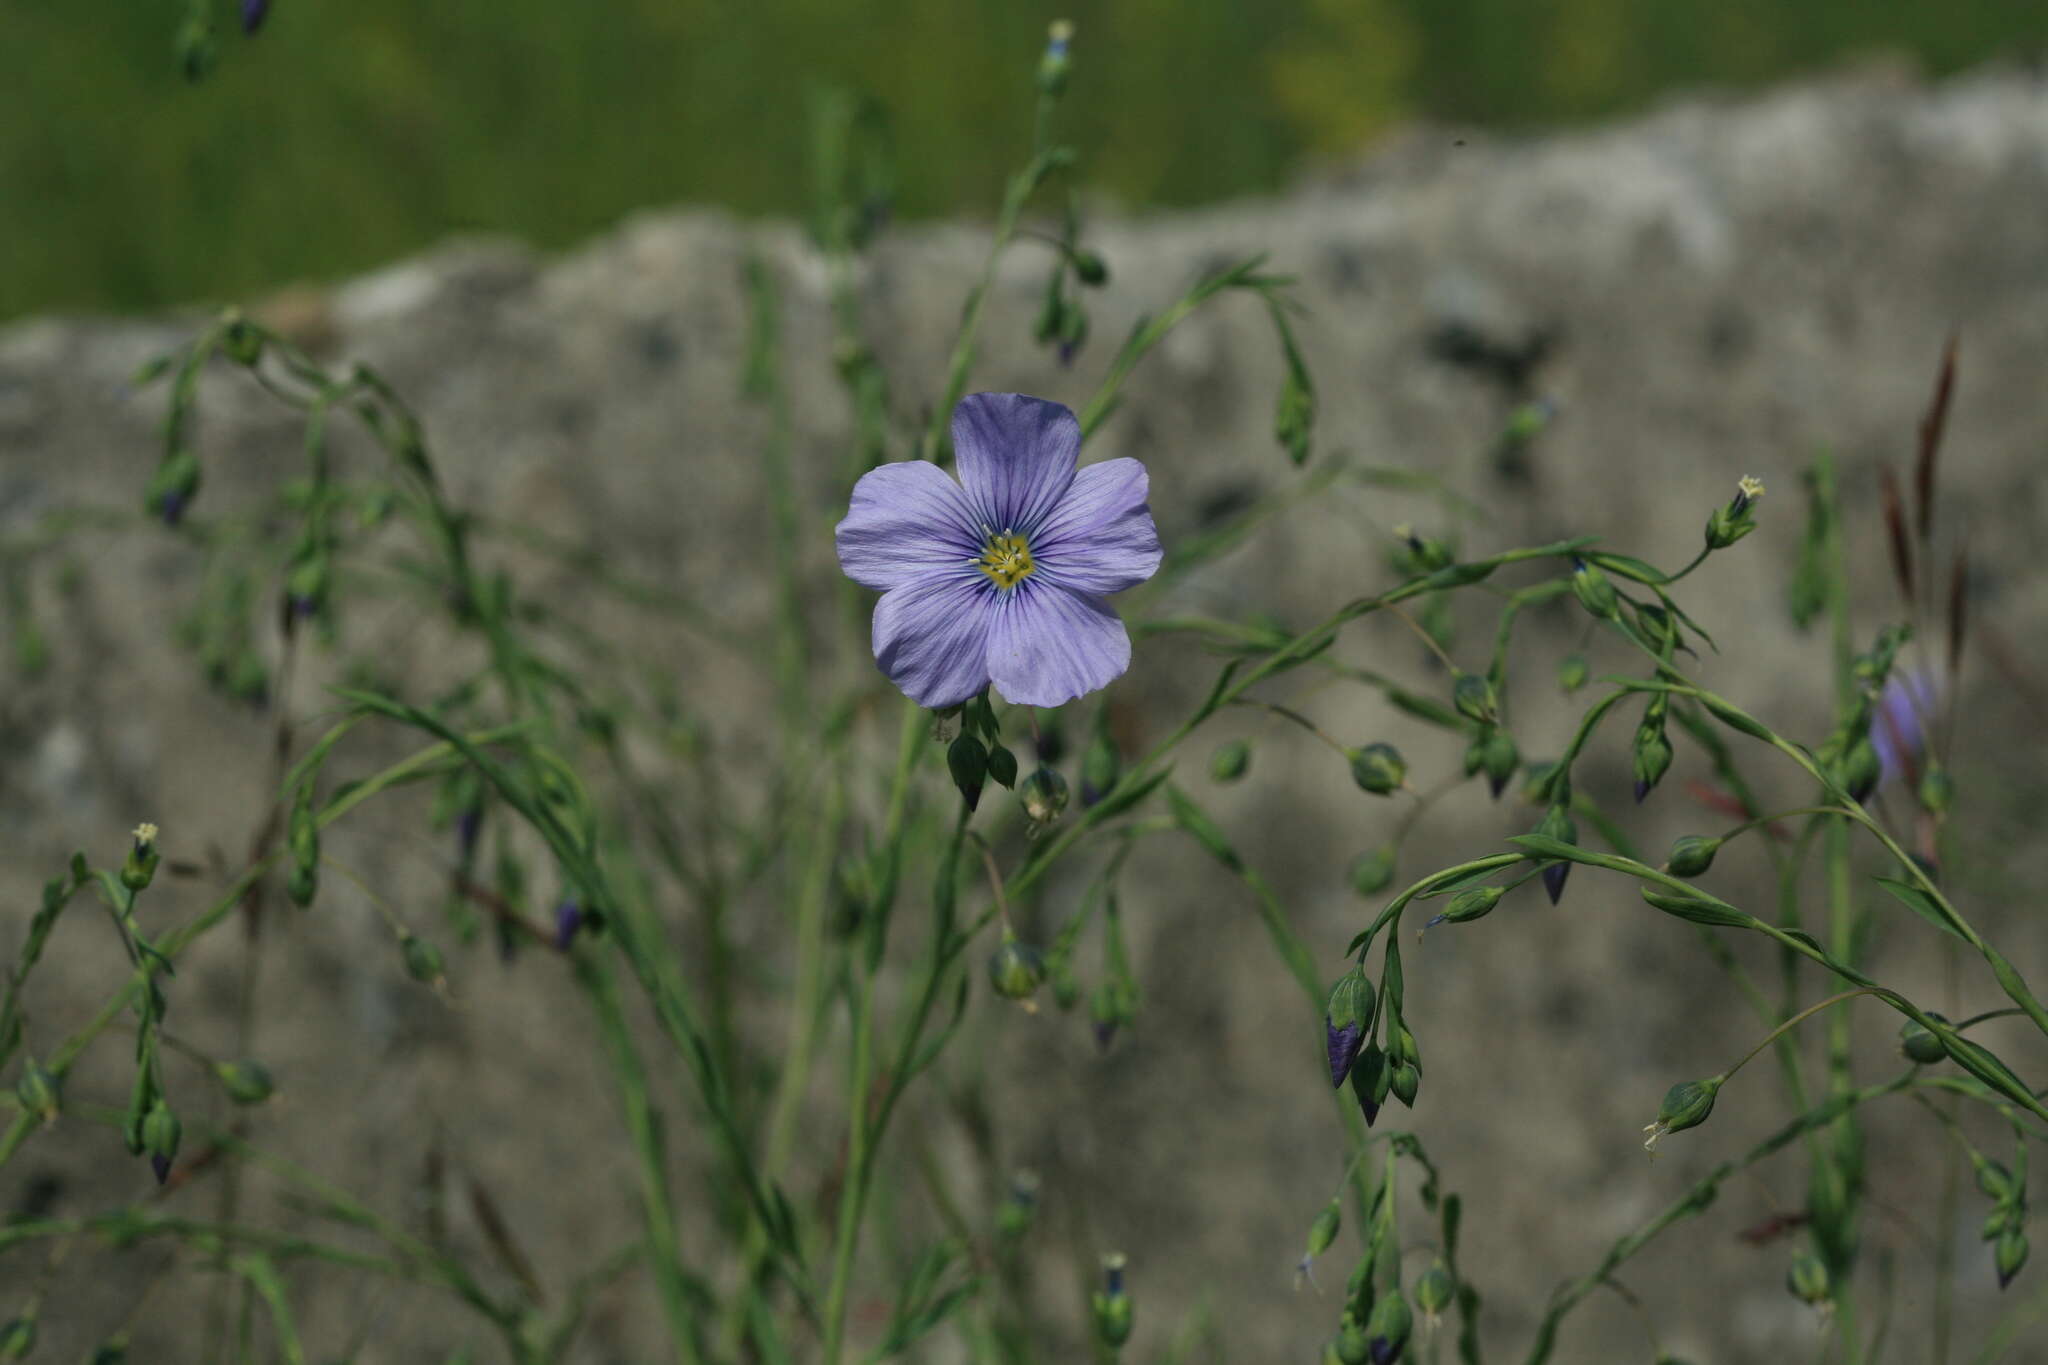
[1557,653,1589,693]
[1091,1251,1133,1347]
[1976,1158,2016,1204]
[142,1099,181,1184]
[1899,1013,1949,1065]
[1365,1288,1412,1362]
[1536,804,1577,904]
[1786,1249,1830,1307]
[987,743,1019,789]
[1997,1227,2030,1289]
[1480,728,1518,800]
[14,1058,59,1125]
[215,1059,274,1106]
[145,450,202,527]
[1349,744,1406,796]
[1414,1263,1454,1322]
[1350,846,1396,898]
[400,932,444,985]
[995,1170,1040,1239]
[1037,20,1075,96]
[1632,721,1673,804]
[1324,972,1375,1088]
[1304,1200,1343,1264]
[1837,738,1881,805]
[1666,835,1721,878]
[1570,558,1618,620]
[1706,476,1765,550]
[1349,1044,1387,1127]
[948,734,989,812]
[1209,739,1251,783]
[1335,1311,1370,1365]
[1389,1062,1421,1107]
[122,822,162,892]
[1072,250,1109,287]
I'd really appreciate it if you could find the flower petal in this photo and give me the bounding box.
[986,582,1131,708]
[835,460,981,591]
[872,575,994,708]
[951,393,1079,536]
[1031,457,1162,596]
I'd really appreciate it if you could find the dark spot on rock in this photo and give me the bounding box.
[630,319,680,370]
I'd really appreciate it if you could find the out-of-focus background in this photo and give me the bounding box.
[7,5,2048,1364]
[5,1,2042,319]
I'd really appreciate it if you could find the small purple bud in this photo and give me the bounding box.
[1369,1339,1397,1365]
[242,0,270,34]
[553,899,583,951]
[1326,1019,1364,1089]
[1059,339,1079,368]
[1542,860,1570,905]
[151,1153,171,1184]
[1488,771,1510,799]
[455,807,482,858]
[1092,1018,1119,1051]
[1633,778,1650,803]
[290,594,319,620]
[160,491,188,527]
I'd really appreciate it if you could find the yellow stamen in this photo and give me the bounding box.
[976,532,1036,589]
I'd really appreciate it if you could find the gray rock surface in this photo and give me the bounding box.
[4,62,2048,1361]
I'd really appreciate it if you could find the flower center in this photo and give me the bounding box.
[976,531,1036,589]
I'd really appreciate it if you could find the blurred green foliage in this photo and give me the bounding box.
[4,0,2035,319]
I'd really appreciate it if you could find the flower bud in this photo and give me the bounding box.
[1350,846,1396,898]
[1535,804,1577,904]
[1451,672,1497,726]
[1350,744,1406,796]
[1091,1251,1133,1347]
[1899,1013,1948,1065]
[1209,739,1251,783]
[1037,20,1074,96]
[948,734,989,812]
[1072,250,1109,286]
[1390,525,1453,575]
[1335,1311,1370,1365]
[987,743,1019,789]
[1557,653,1589,693]
[1918,762,1954,816]
[1019,766,1069,828]
[400,932,444,985]
[1997,1226,2030,1289]
[1389,1062,1420,1107]
[241,0,271,35]
[1480,728,1518,799]
[1643,1076,1722,1152]
[1427,884,1503,928]
[1632,721,1673,804]
[145,450,202,526]
[1089,979,1136,1049]
[1570,558,1618,620]
[987,939,1046,1004]
[1365,1287,1412,1363]
[1976,1158,2016,1204]
[995,1170,1040,1239]
[1666,835,1721,878]
[1786,1249,1830,1307]
[214,1059,274,1106]
[1324,972,1375,1088]
[142,1099,181,1184]
[1081,732,1120,806]
[287,797,319,908]
[0,1318,34,1361]
[1304,1200,1343,1264]
[121,822,161,892]
[1275,371,1315,468]
[1837,738,1881,805]
[1414,1263,1454,1323]
[1349,1044,1387,1127]
[14,1057,59,1125]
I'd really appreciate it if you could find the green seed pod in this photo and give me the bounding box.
[1570,559,1618,620]
[1984,1205,2013,1242]
[1072,250,1109,286]
[1414,1263,1455,1322]
[400,932,444,985]
[1019,766,1069,826]
[1430,885,1504,927]
[986,743,1019,789]
[1349,846,1397,898]
[14,1057,59,1125]
[1632,720,1674,803]
[947,734,989,812]
[1349,1044,1388,1126]
[1365,1287,1413,1361]
[1838,737,1881,804]
[215,1059,275,1106]
[1666,835,1721,878]
[1451,672,1497,726]
[1209,739,1252,783]
[1644,1077,1722,1151]
[1349,744,1406,796]
[1787,1250,1831,1306]
[1091,1252,1133,1347]
[286,862,318,910]
[1557,653,1589,693]
[1997,1227,2030,1289]
[987,939,1046,1002]
[1303,1200,1343,1266]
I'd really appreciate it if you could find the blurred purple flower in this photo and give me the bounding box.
[242,0,270,34]
[1871,667,1941,786]
[835,393,1161,708]
[553,899,583,951]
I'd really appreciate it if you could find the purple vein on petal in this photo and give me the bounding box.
[952,393,1079,536]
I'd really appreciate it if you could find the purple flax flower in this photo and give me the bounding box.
[1871,667,1940,787]
[835,393,1162,708]
[242,0,271,34]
